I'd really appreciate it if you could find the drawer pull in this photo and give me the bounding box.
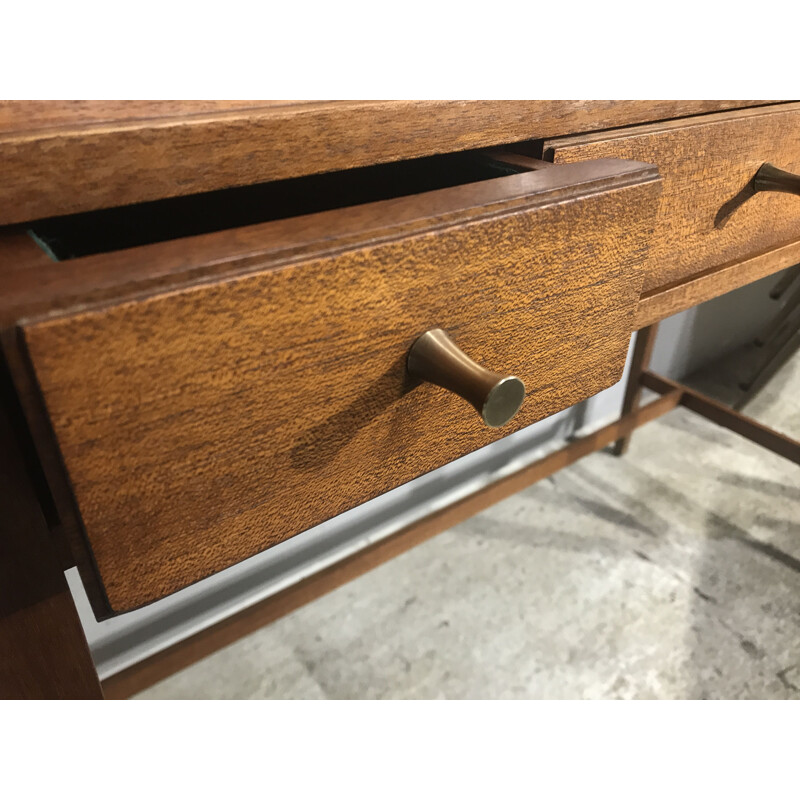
[753,163,800,197]
[407,328,525,428]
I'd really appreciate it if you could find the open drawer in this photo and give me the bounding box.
[1,153,661,614]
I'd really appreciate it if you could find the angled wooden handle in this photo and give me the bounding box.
[753,163,800,196]
[407,329,525,428]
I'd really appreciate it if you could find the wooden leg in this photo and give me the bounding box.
[0,400,102,699]
[612,323,659,456]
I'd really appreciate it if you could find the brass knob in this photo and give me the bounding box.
[753,163,800,197]
[407,328,525,428]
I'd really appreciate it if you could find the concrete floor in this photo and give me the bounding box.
[137,344,800,699]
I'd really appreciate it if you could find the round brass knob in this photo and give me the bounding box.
[407,328,525,428]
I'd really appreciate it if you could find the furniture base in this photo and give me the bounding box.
[101,330,799,698]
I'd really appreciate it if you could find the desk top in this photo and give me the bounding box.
[0,100,770,224]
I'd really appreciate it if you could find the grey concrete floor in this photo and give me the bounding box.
[137,344,800,699]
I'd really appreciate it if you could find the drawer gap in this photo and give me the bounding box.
[26,151,530,261]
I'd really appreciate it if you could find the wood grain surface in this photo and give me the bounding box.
[635,238,800,327]
[0,100,299,132]
[542,104,800,294]
[0,393,102,698]
[0,100,764,224]
[14,159,661,613]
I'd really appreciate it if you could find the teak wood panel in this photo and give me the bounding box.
[541,104,800,294]
[0,100,765,225]
[15,160,661,613]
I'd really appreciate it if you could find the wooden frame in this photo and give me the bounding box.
[101,332,800,698]
[0,100,768,224]
[2,317,796,698]
[2,100,798,699]
[0,400,101,699]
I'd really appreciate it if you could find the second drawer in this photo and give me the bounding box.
[540,103,800,294]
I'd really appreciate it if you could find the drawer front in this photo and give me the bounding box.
[542,104,800,294]
[18,159,660,612]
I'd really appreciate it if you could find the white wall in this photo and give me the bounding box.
[71,268,791,680]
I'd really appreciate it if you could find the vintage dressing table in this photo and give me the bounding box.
[1,100,798,699]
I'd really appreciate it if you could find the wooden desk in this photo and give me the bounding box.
[1,100,798,698]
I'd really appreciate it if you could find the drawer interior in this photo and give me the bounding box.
[27,151,531,261]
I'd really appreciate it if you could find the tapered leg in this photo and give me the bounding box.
[612,324,659,456]
[0,400,102,699]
